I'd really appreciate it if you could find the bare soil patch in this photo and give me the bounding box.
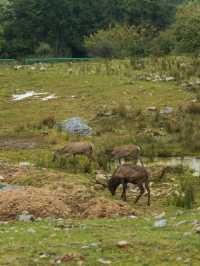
[0,183,134,220]
[0,136,46,150]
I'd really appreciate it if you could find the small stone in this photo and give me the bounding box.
[19,161,31,168]
[183,232,192,237]
[176,257,182,261]
[154,219,167,228]
[196,226,200,234]
[147,106,157,112]
[0,175,4,180]
[97,258,112,265]
[117,240,129,248]
[128,215,137,219]
[17,214,35,222]
[27,228,36,234]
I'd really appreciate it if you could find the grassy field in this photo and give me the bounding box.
[0,211,200,265]
[0,57,200,265]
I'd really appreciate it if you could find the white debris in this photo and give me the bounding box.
[14,65,23,70]
[12,91,57,102]
[154,219,167,228]
[41,94,57,101]
[12,91,37,101]
[97,258,112,265]
[155,212,166,220]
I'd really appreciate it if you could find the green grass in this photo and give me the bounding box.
[1,57,200,265]
[0,211,200,265]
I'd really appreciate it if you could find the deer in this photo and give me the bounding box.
[106,144,143,166]
[53,141,95,162]
[108,164,150,206]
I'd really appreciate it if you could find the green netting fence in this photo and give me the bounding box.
[0,57,95,64]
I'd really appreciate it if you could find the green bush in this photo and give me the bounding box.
[85,24,149,58]
[170,173,196,209]
[35,42,52,56]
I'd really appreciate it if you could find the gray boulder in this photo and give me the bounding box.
[58,117,93,136]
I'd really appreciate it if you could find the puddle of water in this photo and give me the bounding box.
[152,157,200,176]
[0,183,18,191]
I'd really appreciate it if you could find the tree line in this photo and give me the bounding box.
[0,0,199,58]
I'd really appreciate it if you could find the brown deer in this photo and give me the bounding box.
[108,164,150,206]
[107,144,143,166]
[53,141,95,162]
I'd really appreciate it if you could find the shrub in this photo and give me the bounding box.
[35,42,52,56]
[170,173,196,209]
[85,24,147,58]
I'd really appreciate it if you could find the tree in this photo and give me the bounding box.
[173,1,200,53]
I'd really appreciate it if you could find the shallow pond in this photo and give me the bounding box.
[152,157,200,176]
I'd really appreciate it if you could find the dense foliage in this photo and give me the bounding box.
[0,0,199,57]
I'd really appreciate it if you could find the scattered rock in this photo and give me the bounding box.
[160,106,174,115]
[58,117,93,136]
[154,219,167,228]
[55,253,85,264]
[27,228,36,234]
[17,213,35,222]
[95,173,107,187]
[97,258,112,265]
[183,232,192,237]
[14,65,23,70]
[195,226,200,234]
[19,161,31,168]
[147,106,157,112]
[117,240,129,248]
[0,175,5,181]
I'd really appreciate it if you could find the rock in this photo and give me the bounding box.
[160,106,174,115]
[97,258,112,265]
[117,240,129,248]
[27,228,36,234]
[147,106,157,112]
[0,175,4,181]
[14,65,23,70]
[94,184,104,191]
[165,76,175,81]
[128,215,138,219]
[153,219,167,228]
[19,161,31,168]
[176,257,183,261]
[95,173,107,187]
[195,226,200,234]
[58,117,93,136]
[17,213,35,222]
[183,232,192,237]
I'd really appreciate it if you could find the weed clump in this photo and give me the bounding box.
[169,173,196,209]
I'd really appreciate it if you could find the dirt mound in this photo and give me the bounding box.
[52,183,134,219]
[0,184,134,220]
[81,197,133,218]
[0,187,70,220]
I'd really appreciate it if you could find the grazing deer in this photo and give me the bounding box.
[53,141,95,162]
[107,144,143,166]
[108,164,150,206]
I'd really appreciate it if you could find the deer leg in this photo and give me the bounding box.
[145,181,151,206]
[135,184,145,204]
[139,157,144,166]
[121,181,127,201]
